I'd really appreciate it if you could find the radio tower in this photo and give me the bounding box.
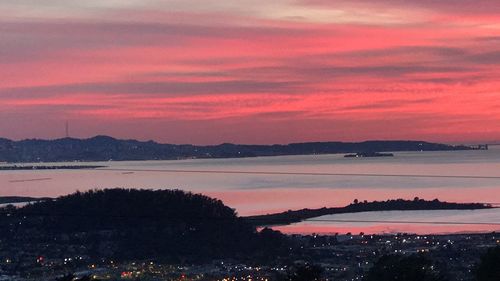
[65,121,70,138]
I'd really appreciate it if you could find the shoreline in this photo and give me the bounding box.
[282,230,500,237]
[246,199,494,227]
[0,149,482,165]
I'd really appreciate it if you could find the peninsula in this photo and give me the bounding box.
[245,198,493,227]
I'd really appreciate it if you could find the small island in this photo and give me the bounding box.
[344,152,394,158]
[245,198,493,227]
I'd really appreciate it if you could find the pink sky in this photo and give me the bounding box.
[1,0,500,144]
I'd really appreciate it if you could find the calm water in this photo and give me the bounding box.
[1,145,500,234]
[274,209,500,235]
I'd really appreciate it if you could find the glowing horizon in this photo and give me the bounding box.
[2,1,500,144]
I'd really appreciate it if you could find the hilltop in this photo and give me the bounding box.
[0,136,471,162]
[0,189,288,262]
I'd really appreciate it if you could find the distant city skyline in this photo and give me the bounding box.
[1,1,500,144]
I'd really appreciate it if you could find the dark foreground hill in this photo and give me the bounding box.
[0,189,288,262]
[0,136,471,162]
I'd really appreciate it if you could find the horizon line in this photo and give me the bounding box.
[0,135,498,147]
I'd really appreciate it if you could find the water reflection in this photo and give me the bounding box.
[1,147,500,233]
[274,209,500,235]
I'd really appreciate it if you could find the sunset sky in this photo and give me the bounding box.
[2,1,500,144]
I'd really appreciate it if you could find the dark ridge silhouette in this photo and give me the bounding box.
[0,189,289,262]
[0,136,471,162]
[246,198,493,226]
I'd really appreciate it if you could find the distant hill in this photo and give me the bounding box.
[0,189,288,262]
[0,136,471,163]
[0,196,51,204]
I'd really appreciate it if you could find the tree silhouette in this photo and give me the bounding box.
[291,264,323,281]
[476,247,500,281]
[364,255,447,281]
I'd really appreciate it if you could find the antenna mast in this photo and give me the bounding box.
[65,121,70,138]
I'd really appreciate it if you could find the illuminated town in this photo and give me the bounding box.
[1,232,498,281]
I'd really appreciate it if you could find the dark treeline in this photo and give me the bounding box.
[363,254,448,281]
[275,247,500,281]
[363,247,500,281]
[246,198,493,226]
[0,189,290,263]
[0,135,471,162]
[0,165,105,170]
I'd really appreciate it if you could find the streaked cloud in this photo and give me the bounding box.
[0,0,499,143]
